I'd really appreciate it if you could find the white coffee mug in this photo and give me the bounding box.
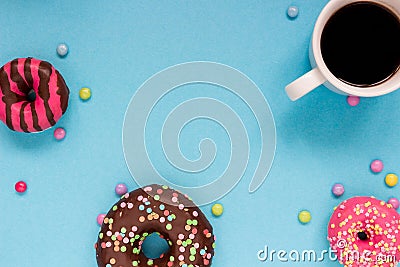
[285,0,400,101]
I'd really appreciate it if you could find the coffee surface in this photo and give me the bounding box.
[321,2,400,87]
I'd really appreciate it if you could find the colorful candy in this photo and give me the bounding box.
[298,210,311,224]
[211,203,224,217]
[388,197,399,210]
[95,184,215,266]
[385,173,398,187]
[287,6,299,19]
[79,87,91,101]
[370,159,384,173]
[56,43,69,57]
[97,214,106,226]
[0,58,70,132]
[15,181,27,193]
[347,95,360,106]
[328,196,400,267]
[115,183,128,196]
[54,127,66,140]
[331,183,345,197]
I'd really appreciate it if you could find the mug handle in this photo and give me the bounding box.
[285,68,327,101]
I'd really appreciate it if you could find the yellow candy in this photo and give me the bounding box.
[385,173,398,187]
[211,203,224,217]
[298,210,312,224]
[79,87,92,100]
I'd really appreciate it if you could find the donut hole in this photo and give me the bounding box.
[142,232,170,259]
[357,231,369,241]
[26,89,36,102]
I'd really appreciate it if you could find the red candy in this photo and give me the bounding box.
[15,181,27,193]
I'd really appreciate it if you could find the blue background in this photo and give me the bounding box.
[1,0,399,266]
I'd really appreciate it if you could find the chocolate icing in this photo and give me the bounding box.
[37,60,55,126]
[19,102,29,132]
[95,184,216,267]
[0,58,69,132]
[10,59,30,95]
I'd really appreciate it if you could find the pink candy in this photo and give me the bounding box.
[54,127,66,140]
[370,159,384,173]
[388,198,399,210]
[347,95,360,106]
[97,214,106,226]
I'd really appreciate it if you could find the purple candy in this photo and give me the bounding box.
[332,183,345,197]
[115,183,128,196]
[388,197,399,210]
[97,213,106,226]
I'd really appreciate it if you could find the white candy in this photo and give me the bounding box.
[287,6,299,18]
[57,43,69,57]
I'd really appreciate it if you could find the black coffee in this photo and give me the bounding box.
[321,2,400,87]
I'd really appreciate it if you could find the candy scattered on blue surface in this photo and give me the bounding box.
[56,43,69,57]
[97,214,106,226]
[79,87,92,101]
[115,183,128,196]
[388,197,399,210]
[332,183,344,197]
[370,159,384,173]
[212,203,224,216]
[54,127,66,140]
[385,173,398,187]
[298,210,311,224]
[15,181,27,193]
[287,6,299,19]
[347,95,360,106]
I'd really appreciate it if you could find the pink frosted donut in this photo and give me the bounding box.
[328,196,400,267]
[0,58,69,132]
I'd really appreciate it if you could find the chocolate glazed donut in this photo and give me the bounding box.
[0,58,69,132]
[95,184,216,267]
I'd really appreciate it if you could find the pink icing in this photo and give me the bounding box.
[328,196,400,267]
[0,58,69,132]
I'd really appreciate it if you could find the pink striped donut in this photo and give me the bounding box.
[0,58,69,133]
